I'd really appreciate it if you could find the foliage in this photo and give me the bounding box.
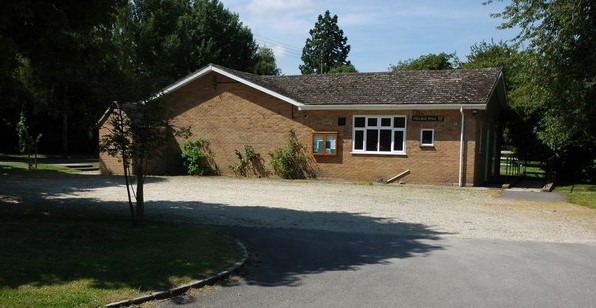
[390,52,459,71]
[460,41,548,162]
[488,0,596,180]
[254,46,281,75]
[269,130,316,179]
[0,0,267,154]
[300,10,351,74]
[182,138,219,176]
[0,214,241,307]
[229,145,267,177]
[99,101,176,226]
[329,64,358,73]
[113,0,259,99]
[16,110,42,169]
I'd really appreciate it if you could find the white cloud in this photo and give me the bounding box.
[244,0,315,14]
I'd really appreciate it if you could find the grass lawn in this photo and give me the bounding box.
[0,212,242,307]
[554,183,596,209]
[1,160,244,307]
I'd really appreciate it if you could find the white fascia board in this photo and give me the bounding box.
[155,65,304,108]
[157,66,213,97]
[212,67,304,108]
[298,103,487,111]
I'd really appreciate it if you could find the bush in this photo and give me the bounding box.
[269,130,316,179]
[181,138,219,176]
[229,145,267,177]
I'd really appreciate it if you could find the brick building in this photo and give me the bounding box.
[99,64,506,186]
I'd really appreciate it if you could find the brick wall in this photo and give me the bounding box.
[100,72,494,186]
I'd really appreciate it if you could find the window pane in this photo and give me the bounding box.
[379,130,391,151]
[313,134,323,153]
[326,135,336,154]
[367,118,378,127]
[422,130,433,145]
[366,129,378,151]
[393,131,404,151]
[354,130,364,150]
[394,117,405,128]
[381,118,391,127]
[354,117,365,127]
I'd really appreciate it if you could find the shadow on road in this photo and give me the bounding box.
[0,175,447,290]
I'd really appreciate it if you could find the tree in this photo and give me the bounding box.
[99,101,181,226]
[461,41,547,162]
[488,0,596,180]
[390,52,459,71]
[329,64,358,74]
[253,46,281,75]
[0,0,124,154]
[112,0,260,100]
[300,10,351,74]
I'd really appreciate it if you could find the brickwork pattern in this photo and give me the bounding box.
[100,72,499,186]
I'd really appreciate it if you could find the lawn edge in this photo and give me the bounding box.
[105,239,249,308]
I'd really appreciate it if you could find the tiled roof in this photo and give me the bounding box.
[212,64,502,106]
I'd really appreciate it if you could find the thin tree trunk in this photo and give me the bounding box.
[135,162,144,227]
[62,84,69,157]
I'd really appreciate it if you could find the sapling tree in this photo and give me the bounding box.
[100,101,180,226]
[16,110,42,169]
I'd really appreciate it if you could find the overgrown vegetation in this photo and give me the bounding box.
[0,214,242,308]
[269,130,316,179]
[181,137,219,176]
[229,145,267,177]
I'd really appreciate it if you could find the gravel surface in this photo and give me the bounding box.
[2,175,595,243]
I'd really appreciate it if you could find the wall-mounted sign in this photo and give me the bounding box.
[412,115,444,122]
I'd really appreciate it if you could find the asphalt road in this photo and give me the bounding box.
[157,227,596,308]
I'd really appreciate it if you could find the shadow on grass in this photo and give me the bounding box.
[0,174,447,292]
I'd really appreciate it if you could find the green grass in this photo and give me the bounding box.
[554,184,596,209]
[0,214,242,307]
[0,163,79,178]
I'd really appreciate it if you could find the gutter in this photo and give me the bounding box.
[298,103,487,111]
[458,105,465,187]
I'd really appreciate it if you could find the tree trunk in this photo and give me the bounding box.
[135,163,145,227]
[62,84,69,157]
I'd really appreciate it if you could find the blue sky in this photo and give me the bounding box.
[219,0,518,75]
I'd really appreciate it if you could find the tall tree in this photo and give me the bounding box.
[113,0,259,100]
[253,46,281,75]
[489,0,596,180]
[300,10,351,74]
[0,0,124,155]
[390,52,459,71]
[461,41,547,162]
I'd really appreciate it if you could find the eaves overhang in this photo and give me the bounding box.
[156,64,305,108]
[298,103,488,111]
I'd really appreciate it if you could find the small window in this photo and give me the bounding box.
[421,129,434,147]
[338,117,346,126]
[312,132,338,156]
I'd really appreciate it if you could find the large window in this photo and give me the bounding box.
[352,116,406,154]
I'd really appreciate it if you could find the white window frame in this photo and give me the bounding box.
[352,115,407,155]
[420,129,435,147]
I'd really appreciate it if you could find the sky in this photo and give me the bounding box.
[219,0,519,75]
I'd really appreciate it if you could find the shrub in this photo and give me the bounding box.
[269,130,316,179]
[181,138,219,176]
[229,145,267,177]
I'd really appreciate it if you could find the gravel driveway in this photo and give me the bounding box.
[2,175,595,243]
